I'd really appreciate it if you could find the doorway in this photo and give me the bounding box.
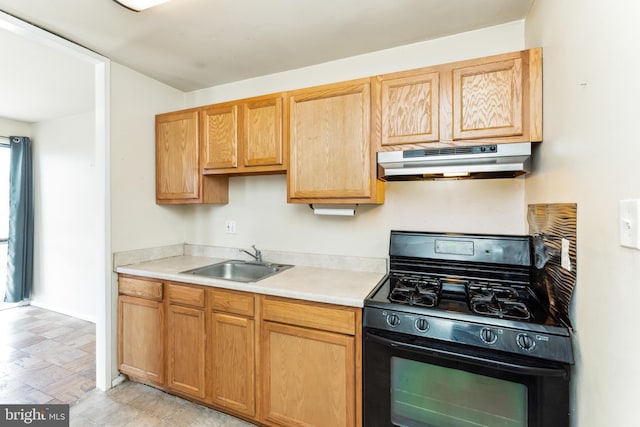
[0,11,111,392]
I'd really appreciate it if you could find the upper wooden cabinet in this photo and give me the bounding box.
[378,71,441,146]
[201,104,239,170]
[156,109,229,204]
[201,93,286,175]
[287,78,384,204]
[376,48,542,151]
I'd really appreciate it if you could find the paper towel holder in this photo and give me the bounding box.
[309,204,358,216]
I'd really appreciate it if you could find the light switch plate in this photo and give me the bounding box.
[619,199,640,249]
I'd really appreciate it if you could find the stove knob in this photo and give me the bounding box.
[414,318,430,332]
[386,313,401,327]
[516,333,536,351]
[480,328,498,344]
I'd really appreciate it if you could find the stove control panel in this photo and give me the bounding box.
[364,307,574,364]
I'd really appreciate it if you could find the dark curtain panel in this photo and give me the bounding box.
[5,136,33,303]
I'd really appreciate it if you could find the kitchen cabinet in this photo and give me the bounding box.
[287,78,384,204]
[166,283,206,399]
[260,296,361,427]
[451,49,541,141]
[201,103,239,170]
[117,273,364,427]
[207,289,256,417]
[201,93,286,175]
[377,70,441,147]
[376,48,542,151]
[156,109,229,204]
[117,276,165,386]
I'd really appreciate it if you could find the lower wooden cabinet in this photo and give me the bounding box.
[260,296,361,427]
[118,276,165,386]
[261,321,356,427]
[207,287,257,417]
[209,312,256,416]
[166,304,206,399]
[118,295,165,385]
[118,275,363,427]
[165,283,207,398]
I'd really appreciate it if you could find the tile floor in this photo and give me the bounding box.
[71,381,256,426]
[0,305,96,404]
[1,305,255,425]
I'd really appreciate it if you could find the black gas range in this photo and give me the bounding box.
[364,230,573,363]
[363,230,574,427]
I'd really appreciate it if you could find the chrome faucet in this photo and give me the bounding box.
[239,245,262,263]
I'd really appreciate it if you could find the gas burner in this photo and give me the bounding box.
[468,283,531,320]
[389,276,441,308]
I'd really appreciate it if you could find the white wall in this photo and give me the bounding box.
[183,21,529,258]
[108,62,188,380]
[30,112,97,321]
[525,1,640,426]
[110,63,187,253]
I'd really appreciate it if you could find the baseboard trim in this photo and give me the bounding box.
[29,301,97,323]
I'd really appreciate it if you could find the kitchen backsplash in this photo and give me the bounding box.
[113,243,388,274]
[528,203,577,329]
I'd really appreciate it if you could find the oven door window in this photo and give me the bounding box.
[391,356,527,427]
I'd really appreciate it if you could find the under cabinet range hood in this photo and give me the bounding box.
[377,142,532,181]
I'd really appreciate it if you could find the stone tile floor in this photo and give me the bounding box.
[71,381,256,426]
[0,305,96,404]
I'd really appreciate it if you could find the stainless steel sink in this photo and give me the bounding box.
[182,260,293,283]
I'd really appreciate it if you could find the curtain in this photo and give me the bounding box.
[5,136,33,303]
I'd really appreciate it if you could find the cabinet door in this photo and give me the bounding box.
[380,71,440,146]
[209,312,255,416]
[288,79,381,204]
[118,296,164,385]
[156,110,200,202]
[167,304,206,399]
[201,104,239,170]
[261,321,355,427]
[243,95,284,169]
[452,57,523,140]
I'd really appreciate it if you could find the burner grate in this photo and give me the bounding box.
[389,276,442,308]
[468,283,531,320]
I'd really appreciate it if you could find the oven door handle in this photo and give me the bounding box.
[366,331,567,377]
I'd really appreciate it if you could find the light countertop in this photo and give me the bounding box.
[116,255,386,308]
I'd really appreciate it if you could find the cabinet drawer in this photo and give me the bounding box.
[208,288,255,317]
[262,297,356,335]
[119,276,163,301]
[167,283,206,308]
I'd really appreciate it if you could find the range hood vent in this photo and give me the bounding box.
[377,142,532,181]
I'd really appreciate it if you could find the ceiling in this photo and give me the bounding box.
[0,26,94,123]
[0,0,533,123]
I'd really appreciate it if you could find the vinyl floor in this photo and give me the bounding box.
[0,305,255,426]
[70,381,256,426]
[0,305,96,404]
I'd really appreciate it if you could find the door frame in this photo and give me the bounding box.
[0,11,113,391]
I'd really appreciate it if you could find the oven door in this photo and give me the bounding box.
[364,328,570,427]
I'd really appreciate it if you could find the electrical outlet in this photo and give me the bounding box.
[619,199,640,249]
[225,220,237,234]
